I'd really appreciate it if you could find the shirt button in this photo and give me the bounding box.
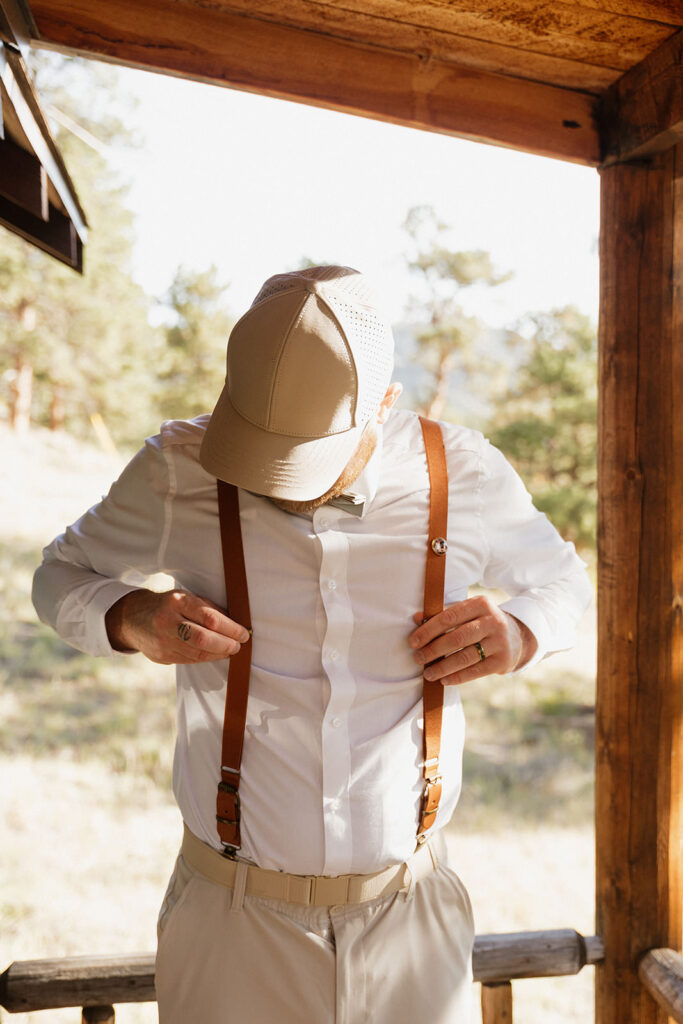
[328,648,339,662]
[318,515,329,529]
[327,579,337,590]
[331,717,341,729]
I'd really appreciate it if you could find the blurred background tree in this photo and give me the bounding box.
[0,54,159,448]
[403,204,511,420]
[486,306,597,549]
[156,265,233,422]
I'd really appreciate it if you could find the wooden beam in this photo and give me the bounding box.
[596,142,683,1024]
[600,29,683,164]
[639,949,683,1022]
[0,191,82,269]
[0,133,47,217]
[29,0,600,165]
[0,930,603,1011]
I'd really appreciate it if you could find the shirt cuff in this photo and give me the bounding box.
[57,580,143,658]
[498,596,552,672]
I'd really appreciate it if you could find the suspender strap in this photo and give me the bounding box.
[214,418,447,852]
[417,416,449,841]
[216,480,253,854]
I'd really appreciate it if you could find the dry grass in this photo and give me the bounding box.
[1,422,596,1024]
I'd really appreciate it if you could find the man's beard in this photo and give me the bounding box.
[268,423,378,516]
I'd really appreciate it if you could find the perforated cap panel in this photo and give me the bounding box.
[250,265,394,426]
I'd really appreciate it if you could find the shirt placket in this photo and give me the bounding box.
[314,506,356,876]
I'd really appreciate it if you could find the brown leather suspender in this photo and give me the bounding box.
[215,480,253,854]
[214,418,448,853]
[416,416,448,841]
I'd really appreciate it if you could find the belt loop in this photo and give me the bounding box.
[230,860,248,912]
[402,863,416,902]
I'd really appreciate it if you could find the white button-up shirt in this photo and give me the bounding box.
[33,409,591,876]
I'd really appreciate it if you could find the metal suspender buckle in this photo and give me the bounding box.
[217,780,241,823]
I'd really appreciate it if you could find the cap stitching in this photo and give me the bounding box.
[269,293,356,429]
[265,292,311,429]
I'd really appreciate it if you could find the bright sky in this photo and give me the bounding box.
[112,66,600,330]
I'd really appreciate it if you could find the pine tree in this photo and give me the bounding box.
[0,53,160,447]
[403,205,511,420]
[156,266,233,422]
[487,307,597,549]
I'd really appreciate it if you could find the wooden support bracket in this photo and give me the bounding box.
[600,29,683,164]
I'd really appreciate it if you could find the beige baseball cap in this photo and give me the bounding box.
[199,265,395,500]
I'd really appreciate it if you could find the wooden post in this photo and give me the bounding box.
[481,981,513,1024]
[82,1008,115,1023]
[596,141,683,1024]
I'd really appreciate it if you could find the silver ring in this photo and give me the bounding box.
[475,641,486,662]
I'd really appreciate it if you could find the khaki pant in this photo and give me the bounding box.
[155,837,475,1024]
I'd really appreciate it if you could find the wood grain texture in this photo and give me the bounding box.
[0,954,156,1011]
[270,0,674,67]
[181,0,620,94]
[639,949,683,1022]
[29,0,600,164]
[600,29,683,163]
[481,981,513,1024]
[0,930,603,1011]
[596,142,683,1024]
[568,0,683,22]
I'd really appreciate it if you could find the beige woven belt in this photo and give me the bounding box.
[181,824,445,907]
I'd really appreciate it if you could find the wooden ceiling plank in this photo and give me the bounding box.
[548,0,683,27]
[0,192,82,269]
[30,0,600,165]
[215,0,676,69]
[0,133,48,217]
[600,29,683,164]
[189,0,620,94]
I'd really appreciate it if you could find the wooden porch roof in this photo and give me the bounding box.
[20,0,683,167]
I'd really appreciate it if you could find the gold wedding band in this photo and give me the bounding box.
[475,641,486,662]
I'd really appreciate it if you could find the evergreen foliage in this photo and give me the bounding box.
[157,266,233,422]
[0,54,160,447]
[487,307,597,549]
[403,204,511,420]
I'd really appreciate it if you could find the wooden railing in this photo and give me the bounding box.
[0,929,604,1023]
[638,948,683,1023]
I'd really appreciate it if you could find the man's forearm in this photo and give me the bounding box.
[508,613,538,671]
[105,590,144,652]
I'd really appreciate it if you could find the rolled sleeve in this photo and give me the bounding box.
[32,436,172,657]
[477,438,592,666]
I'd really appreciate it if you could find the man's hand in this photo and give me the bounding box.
[409,595,537,685]
[105,588,251,665]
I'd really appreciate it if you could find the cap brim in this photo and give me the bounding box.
[199,385,366,500]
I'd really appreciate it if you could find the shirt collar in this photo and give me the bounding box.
[327,423,383,518]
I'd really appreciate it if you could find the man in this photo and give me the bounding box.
[33,264,591,1023]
